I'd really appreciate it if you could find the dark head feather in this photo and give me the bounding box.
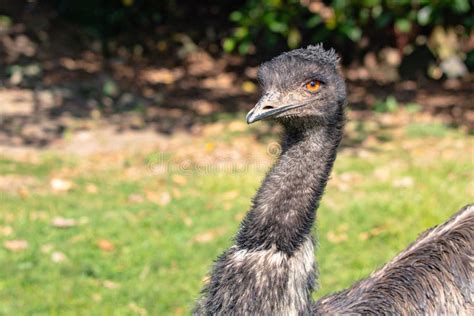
[280,44,340,66]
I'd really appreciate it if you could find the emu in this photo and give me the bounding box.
[194,45,473,315]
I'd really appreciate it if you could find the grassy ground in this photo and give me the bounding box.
[0,116,472,315]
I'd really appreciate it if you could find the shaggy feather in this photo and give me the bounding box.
[314,204,474,315]
[194,44,473,315]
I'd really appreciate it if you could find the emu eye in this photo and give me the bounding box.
[305,80,321,93]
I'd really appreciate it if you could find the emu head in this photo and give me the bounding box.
[246,44,346,125]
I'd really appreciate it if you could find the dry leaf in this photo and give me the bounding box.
[326,231,348,244]
[358,225,387,240]
[18,187,29,198]
[204,142,215,153]
[41,244,54,253]
[0,226,13,236]
[242,81,257,93]
[172,188,182,198]
[86,183,98,194]
[191,100,215,115]
[51,251,67,263]
[141,68,182,85]
[358,232,370,241]
[223,190,239,201]
[333,172,362,192]
[192,228,227,244]
[370,225,387,236]
[70,234,86,244]
[228,121,247,132]
[97,239,115,252]
[373,167,391,181]
[51,217,77,228]
[151,164,168,175]
[128,193,144,203]
[146,191,171,206]
[4,239,28,251]
[337,223,349,232]
[392,176,414,188]
[363,135,379,147]
[223,202,232,211]
[103,280,120,289]
[202,123,225,136]
[30,211,47,221]
[0,175,37,194]
[357,149,373,159]
[234,212,245,221]
[50,178,73,192]
[92,293,102,302]
[338,172,362,183]
[182,216,193,227]
[173,307,184,316]
[172,175,187,186]
[193,231,216,244]
[128,302,148,316]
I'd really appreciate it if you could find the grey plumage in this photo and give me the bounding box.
[194,44,474,315]
[314,204,474,315]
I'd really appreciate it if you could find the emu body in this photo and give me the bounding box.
[315,204,473,315]
[194,45,473,315]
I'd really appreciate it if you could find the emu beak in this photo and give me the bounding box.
[246,92,283,124]
[246,94,309,124]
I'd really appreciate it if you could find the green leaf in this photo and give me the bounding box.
[395,19,411,33]
[0,15,12,28]
[359,8,370,23]
[287,28,301,48]
[385,96,399,112]
[223,38,236,52]
[235,27,248,39]
[230,11,243,22]
[374,96,398,113]
[417,6,432,26]
[347,26,362,41]
[375,11,392,28]
[372,5,383,18]
[306,15,322,28]
[363,0,380,6]
[453,0,469,13]
[405,103,422,113]
[103,80,119,97]
[269,21,287,33]
[340,22,362,41]
[238,41,251,55]
[311,28,330,42]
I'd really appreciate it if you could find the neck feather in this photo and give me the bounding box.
[236,115,344,254]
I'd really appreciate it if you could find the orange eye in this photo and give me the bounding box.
[305,80,321,92]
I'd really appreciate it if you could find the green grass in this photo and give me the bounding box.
[404,122,451,138]
[0,129,472,315]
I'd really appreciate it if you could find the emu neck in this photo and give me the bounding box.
[236,118,343,254]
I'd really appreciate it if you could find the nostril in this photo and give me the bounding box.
[262,105,274,110]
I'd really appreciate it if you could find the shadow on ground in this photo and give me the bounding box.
[0,13,472,147]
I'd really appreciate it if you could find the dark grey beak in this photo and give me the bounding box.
[246,94,309,124]
[246,105,293,124]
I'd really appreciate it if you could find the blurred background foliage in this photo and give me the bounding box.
[0,0,472,145]
[1,0,471,78]
[224,0,472,78]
